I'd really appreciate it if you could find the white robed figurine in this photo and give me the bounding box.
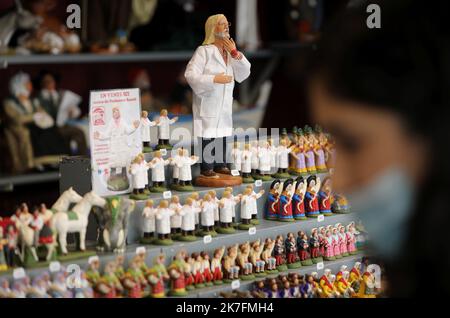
[201,195,216,229]
[156,109,178,145]
[219,194,239,225]
[130,156,149,191]
[277,142,292,172]
[258,141,272,175]
[156,204,174,237]
[148,151,170,185]
[231,142,242,172]
[240,190,253,222]
[250,141,259,173]
[177,149,199,184]
[140,111,156,145]
[180,199,201,234]
[169,199,183,233]
[170,148,183,183]
[241,144,253,176]
[142,202,157,235]
[249,188,264,219]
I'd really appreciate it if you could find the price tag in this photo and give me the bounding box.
[49,261,61,273]
[160,149,167,156]
[163,191,172,199]
[13,268,26,280]
[136,246,146,255]
[231,169,240,176]
[255,180,262,187]
[203,235,212,244]
[317,215,325,222]
[88,255,99,265]
[316,262,324,270]
[248,227,257,235]
[231,279,241,290]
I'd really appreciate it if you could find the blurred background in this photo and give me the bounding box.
[0,0,351,214]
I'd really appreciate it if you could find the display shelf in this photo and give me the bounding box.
[0,49,274,66]
[191,254,362,298]
[0,171,59,191]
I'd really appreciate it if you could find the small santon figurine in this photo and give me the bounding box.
[318,177,333,216]
[211,246,225,285]
[172,148,198,192]
[141,199,157,244]
[168,250,188,296]
[297,231,313,266]
[237,242,254,281]
[199,193,217,237]
[285,232,301,269]
[241,142,254,183]
[129,153,150,200]
[274,235,287,271]
[265,179,281,220]
[292,176,307,220]
[305,175,321,217]
[178,197,201,241]
[217,190,240,234]
[277,179,294,222]
[155,109,178,150]
[140,110,157,153]
[148,150,170,192]
[154,200,175,245]
[222,244,239,283]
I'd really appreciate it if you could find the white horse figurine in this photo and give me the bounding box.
[51,191,106,255]
[51,187,83,213]
[13,219,38,264]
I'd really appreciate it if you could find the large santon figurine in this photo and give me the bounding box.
[185,14,251,186]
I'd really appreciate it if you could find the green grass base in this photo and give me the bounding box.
[155,144,173,150]
[170,184,195,192]
[255,272,267,277]
[322,213,333,217]
[276,264,288,272]
[301,259,314,266]
[238,223,253,230]
[186,285,196,291]
[250,219,259,225]
[335,255,343,259]
[240,274,255,281]
[242,177,255,183]
[287,262,302,269]
[324,256,336,261]
[213,280,223,285]
[342,253,350,257]
[265,269,279,275]
[149,186,168,193]
[140,237,155,245]
[277,218,295,222]
[153,238,174,246]
[176,235,198,242]
[205,282,213,287]
[312,257,324,264]
[294,216,308,221]
[199,230,218,237]
[129,193,149,201]
[169,290,188,297]
[216,227,236,234]
[272,172,292,179]
[195,283,205,289]
[143,146,153,153]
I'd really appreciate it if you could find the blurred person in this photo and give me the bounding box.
[128,68,164,113]
[308,0,450,296]
[35,70,87,155]
[2,72,68,173]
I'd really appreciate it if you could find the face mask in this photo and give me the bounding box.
[347,167,415,260]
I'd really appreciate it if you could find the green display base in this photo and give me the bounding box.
[223,279,233,284]
[255,272,267,277]
[213,280,223,285]
[301,259,314,266]
[261,175,273,181]
[199,230,218,237]
[129,193,149,201]
[322,213,333,217]
[272,172,292,179]
[171,233,182,240]
[231,222,239,228]
[37,245,57,262]
[277,218,295,222]
[216,227,236,234]
[252,174,263,180]
[250,219,259,225]
[143,188,151,195]
[155,144,173,150]
[265,269,279,275]
[333,210,350,214]
[107,177,130,192]
[294,216,308,221]
[205,282,213,287]
[140,237,155,245]
[265,217,278,221]
[316,169,328,174]
[240,274,255,281]
[342,253,350,257]
[186,285,196,291]
[149,186,168,193]
[170,290,188,297]
[242,176,255,183]
[276,264,288,272]
[195,283,205,289]
[335,254,343,259]
[170,184,195,192]
[350,250,359,255]
[153,238,174,246]
[57,250,96,262]
[324,256,336,261]
[287,262,302,269]
[312,257,324,264]
[143,146,153,153]
[238,223,253,230]
[176,235,198,242]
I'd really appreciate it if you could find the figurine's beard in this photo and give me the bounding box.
[215,31,230,40]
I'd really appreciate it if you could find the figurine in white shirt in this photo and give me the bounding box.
[189,192,202,233]
[179,198,201,241]
[225,186,241,226]
[148,150,170,191]
[129,154,150,199]
[241,143,254,182]
[200,194,216,236]
[217,190,240,234]
[250,140,260,176]
[141,199,157,243]
[177,148,199,188]
[208,190,220,227]
[140,111,157,152]
[277,138,293,175]
[170,148,183,186]
[230,141,242,173]
[156,109,178,149]
[268,138,278,174]
[30,208,44,246]
[169,196,183,236]
[155,200,175,245]
[257,140,272,180]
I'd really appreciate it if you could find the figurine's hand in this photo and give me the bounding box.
[214,73,233,84]
[173,116,179,122]
[223,38,237,53]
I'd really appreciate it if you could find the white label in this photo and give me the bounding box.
[136,246,146,255]
[163,191,172,199]
[231,279,241,290]
[13,268,26,280]
[316,262,324,270]
[255,180,263,187]
[203,235,212,244]
[231,169,240,176]
[160,149,167,156]
[49,261,61,273]
[317,215,325,222]
[88,255,99,265]
[248,227,257,235]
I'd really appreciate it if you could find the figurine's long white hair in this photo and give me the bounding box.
[202,14,226,45]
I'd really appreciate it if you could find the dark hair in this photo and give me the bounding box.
[270,179,281,190]
[294,176,304,191]
[282,178,293,192]
[309,0,450,296]
[306,175,317,187]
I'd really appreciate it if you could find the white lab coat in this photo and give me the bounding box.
[130,161,149,189]
[250,191,263,216]
[212,197,220,221]
[231,148,242,171]
[270,145,278,169]
[180,204,199,231]
[185,45,251,138]
[177,156,198,182]
[149,157,169,182]
[201,201,215,227]
[258,147,271,173]
[171,154,182,179]
[142,207,157,232]
[140,117,156,142]
[157,116,176,140]
[277,145,292,169]
[96,119,136,168]
[240,195,252,220]
[169,202,183,228]
[251,146,259,170]
[241,150,252,173]
[193,199,201,225]
[156,208,174,234]
[219,198,236,223]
